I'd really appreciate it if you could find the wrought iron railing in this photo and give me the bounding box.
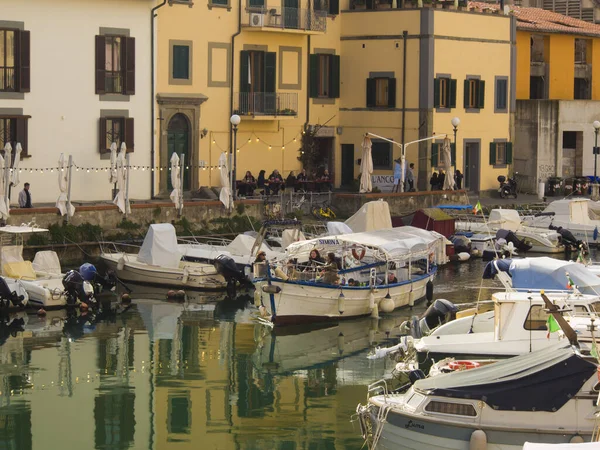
[0,67,16,92]
[234,92,298,117]
[242,7,327,32]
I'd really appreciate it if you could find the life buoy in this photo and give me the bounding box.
[448,360,480,371]
[352,247,366,260]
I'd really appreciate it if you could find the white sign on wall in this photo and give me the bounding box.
[371,175,395,192]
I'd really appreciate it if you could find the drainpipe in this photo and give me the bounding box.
[306,35,311,128]
[230,0,243,155]
[151,0,167,199]
[401,30,407,151]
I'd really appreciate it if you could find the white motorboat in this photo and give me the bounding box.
[523,199,600,245]
[356,342,599,450]
[456,209,564,253]
[253,226,446,325]
[101,223,227,290]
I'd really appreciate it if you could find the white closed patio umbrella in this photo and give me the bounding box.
[11,143,21,189]
[0,150,8,220]
[109,142,118,186]
[113,144,131,214]
[169,153,182,211]
[442,137,457,190]
[219,152,232,210]
[360,135,373,193]
[56,153,75,217]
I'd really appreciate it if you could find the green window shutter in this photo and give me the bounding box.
[240,50,250,93]
[478,80,486,109]
[449,79,457,108]
[387,78,396,108]
[506,142,513,164]
[309,54,319,98]
[329,0,340,15]
[489,142,497,165]
[264,52,276,93]
[463,79,470,108]
[433,78,440,108]
[431,143,439,167]
[366,78,376,107]
[172,45,190,80]
[451,143,456,166]
[329,55,340,98]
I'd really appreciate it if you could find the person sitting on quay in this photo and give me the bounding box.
[296,168,308,187]
[238,171,256,197]
[266,169,284,195]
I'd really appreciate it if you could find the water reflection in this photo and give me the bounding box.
[0,258,510,450]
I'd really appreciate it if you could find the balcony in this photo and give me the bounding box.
[241,7,326,34]
[233,92,298,120]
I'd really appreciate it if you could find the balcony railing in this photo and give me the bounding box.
[0,67,16,92]
[234,92,298,117]
[242,7,326,33]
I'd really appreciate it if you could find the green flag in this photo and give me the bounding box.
[546,315,560,338]
[592,341,599,362]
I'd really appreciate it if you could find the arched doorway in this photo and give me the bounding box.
[167,113,191,190]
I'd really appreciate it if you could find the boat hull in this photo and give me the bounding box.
[18,278,66,309]
[101,253,226,290]
[254,271,434,325]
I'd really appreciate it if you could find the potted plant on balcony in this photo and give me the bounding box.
[353,0,367,9]
[375,0,392,9]
[278,108,297,116]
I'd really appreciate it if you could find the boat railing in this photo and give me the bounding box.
[98,240,142,256]
[367,379,389,402]
[178,235,231,248]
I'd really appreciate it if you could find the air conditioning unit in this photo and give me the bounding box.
[250,13,264,27]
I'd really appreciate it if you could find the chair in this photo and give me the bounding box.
[269,8,282,25]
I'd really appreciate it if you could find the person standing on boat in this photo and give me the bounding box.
[321,252,340,285]
[18,182,32,208]
[304,250,324,272]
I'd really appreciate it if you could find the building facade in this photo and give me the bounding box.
[0,0,153,204]
[511,7,600,192]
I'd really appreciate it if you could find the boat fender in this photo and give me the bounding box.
[371,303,379,319]
[120,293,131,305]
[469,430,487,450]
[458,252,470,261]
[352,247,366,260]
[449,360,481,371]
[337,332,345,355]
[176,290,186,299]
[379,296,394,313]
[182,267,189,284]
[369,291,375,310]
[426,281,434,302]
[408,284,415,307]
[274,267,288,281]
[253,289,262,307]
[338,294,346,315]
[167,290,177,299]
[117,257,125,271]
[570,435,584,443]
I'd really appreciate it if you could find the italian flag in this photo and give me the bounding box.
[546,315,560,339]
[472,201,482,215]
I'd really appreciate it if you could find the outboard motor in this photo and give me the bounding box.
[496,229,532,252]
[0,278,25,310]
[451,235,471,254]
[62,270,95,305]
[401,299,458,339]
[80,263,117,295]
[214,255,247,297]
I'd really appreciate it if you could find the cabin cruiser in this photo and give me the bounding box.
[101,224,234,290]
[253,226,446,325]
[456,209,565,253]
[356,342,599,450]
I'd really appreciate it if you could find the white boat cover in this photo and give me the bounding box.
[345,200,392,232]
[544,199,594,225]
[225,234,271,256]
[488,209,521,231]
[524,444,600,449]
[281,229,306,249]
[137,224,182,269]
[285,226,445,262]
[31,251,62,275]
[326,221,353,235]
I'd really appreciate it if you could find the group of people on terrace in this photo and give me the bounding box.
[236,168,333,197]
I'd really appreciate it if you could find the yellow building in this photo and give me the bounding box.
[511,7,600,191]
[155,0,514,195]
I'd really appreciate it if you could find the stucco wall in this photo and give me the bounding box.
[1,0,153,204]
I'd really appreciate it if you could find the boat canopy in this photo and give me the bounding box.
[285,226,445,262]
[483,257,600,295]
[415,341,596,412]
[0,225,49,234]
[345,200,392,232]
[488,209,521,231]
[326,221,353,236]
[137,224,182,269]
[544,199,593,225]
[226,234,271,255]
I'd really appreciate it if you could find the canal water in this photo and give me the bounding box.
[0,257,530,450]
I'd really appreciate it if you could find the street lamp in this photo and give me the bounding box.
[594,120,600,186]
[451,116,460,145]
[230,114,241,199]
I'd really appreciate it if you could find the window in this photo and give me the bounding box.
[425,401,477,417]
[95,35,135,96]
[464,78,485,109]
[563,131,577,149]
[575,38,588,64]
[530,35,545,63]
[574,78,590,100]
[314,0,339,15]
[523,305,549,331]
[0,116,29,157]
[210,0,228,6]
[530,76,545,100]
[0,28,30,93]
[495,78,508,112]
[434,77,457,109]
[99,117,134,153]
[239,50,276,114]
[172,45,190,80]
[489,142,512,166]
[366,77,396,108]
[309,53,340,99]
[372,141,392,170]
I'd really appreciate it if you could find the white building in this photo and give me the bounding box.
[0,0,153,205]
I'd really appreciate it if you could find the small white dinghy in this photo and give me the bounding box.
[101,224,227,290]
